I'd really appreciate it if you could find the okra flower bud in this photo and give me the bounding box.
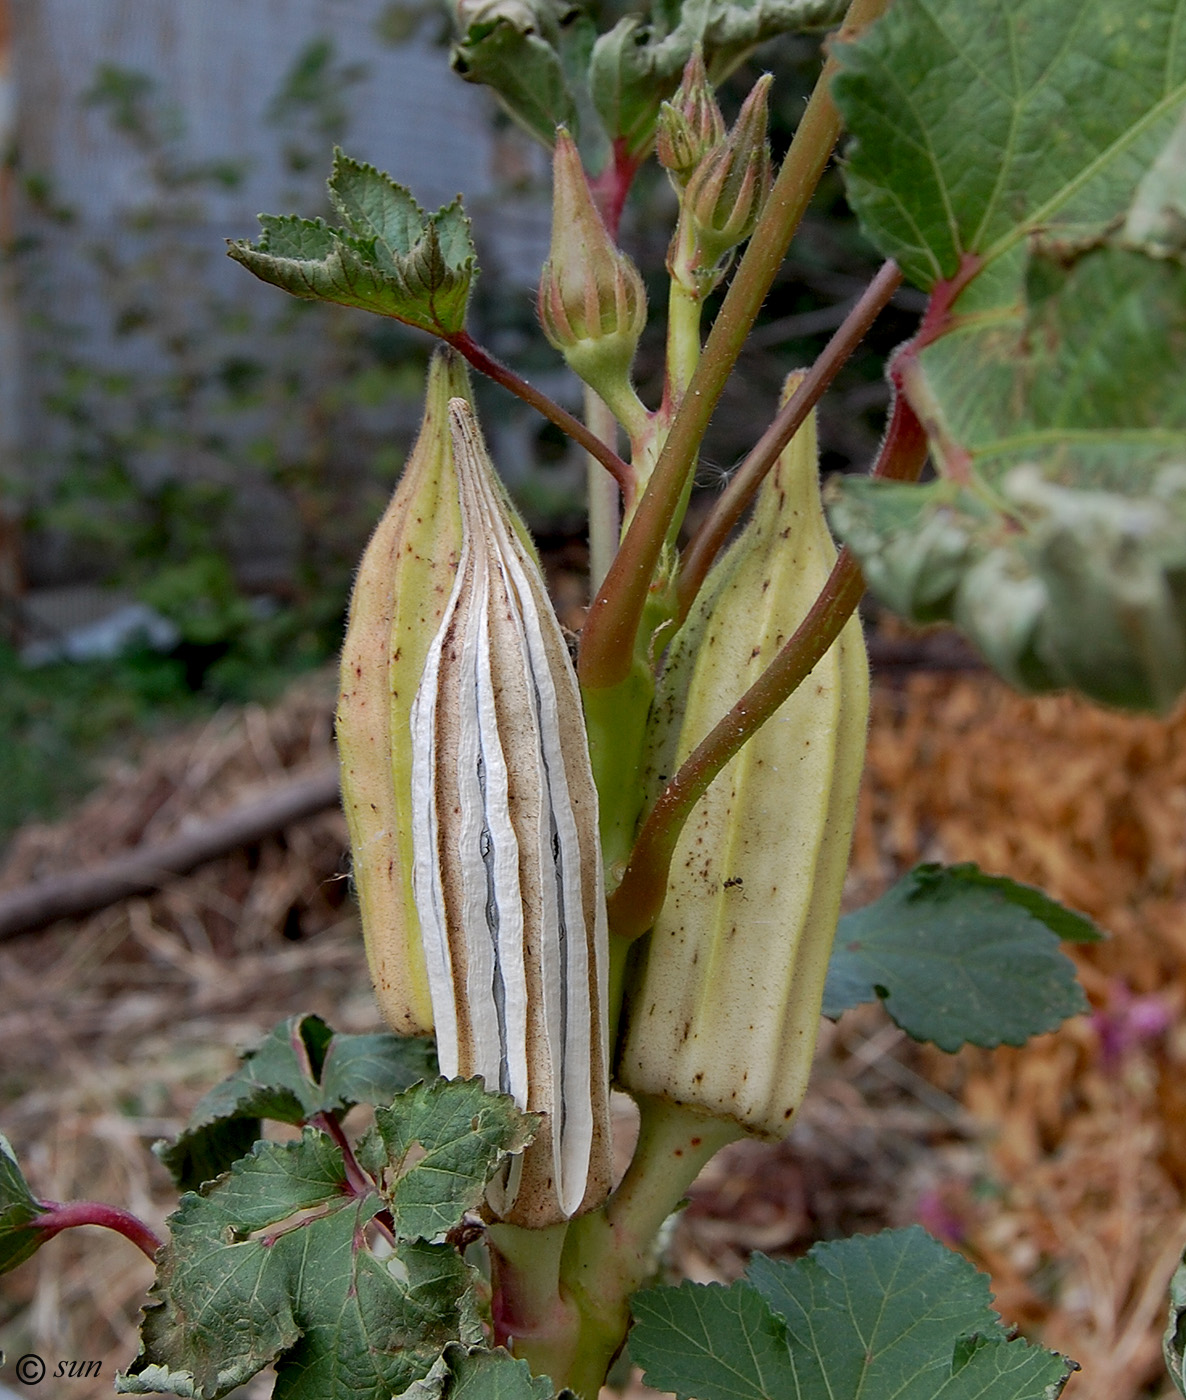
[656,49,726,190]
[680,75,772,272]
[337,348,470,1037]
[411,398,612,1226]
[538,130,647,417]
[619,385,869,1137]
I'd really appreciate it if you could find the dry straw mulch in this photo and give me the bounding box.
[1,662,1185,1399]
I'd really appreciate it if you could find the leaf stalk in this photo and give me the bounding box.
[33,1199,163,1261]
[447,329,636,501]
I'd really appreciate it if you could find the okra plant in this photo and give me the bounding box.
[4,0,1186,1396]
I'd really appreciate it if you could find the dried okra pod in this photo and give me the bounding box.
[411,398,612,1226]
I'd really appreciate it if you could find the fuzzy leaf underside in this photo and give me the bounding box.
[833,0,1186,291]
[452,2,584,150]
[821,864,1091,1050]
[632,1228,1074,1400]
[157,1013,436,1191]
[0,1133,44,1274]
[452,0,846,161]
[228,153,476,335]
[123,1079,535,1400]
[829,0,1186,713]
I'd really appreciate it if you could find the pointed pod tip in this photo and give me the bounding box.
[446,395,477,431]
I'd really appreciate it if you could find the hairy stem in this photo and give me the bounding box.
[447,329,635,501]
[34,1200,163,1261]
[606,388,928,940]
[677,259,902,621]
[666,274,705,411]
[578,0,892,692]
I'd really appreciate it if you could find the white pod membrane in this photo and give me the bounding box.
[411,399,611,1226]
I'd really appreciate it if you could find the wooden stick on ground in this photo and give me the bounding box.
[0,764,341,942]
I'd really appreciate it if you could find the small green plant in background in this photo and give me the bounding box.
[4,1,1186,1398]
[0,38,432,836]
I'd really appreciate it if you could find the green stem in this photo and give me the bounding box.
[585,388,622,595]
[606,388,929,941]
[489,1220,577,1378]
[555,1097,741,1398]
[665,257,705,411]
[677,259,902,622]
[447,329,635,500]
[577,0,892,693]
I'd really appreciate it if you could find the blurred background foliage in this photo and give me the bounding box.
[0,0,918,843]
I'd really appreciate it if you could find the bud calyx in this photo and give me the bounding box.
[656,49,726,189]
[538,130,647,423]
[671,75,773,295]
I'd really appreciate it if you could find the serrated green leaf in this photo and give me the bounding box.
[453,0,845,161]
[0,1132,45,1274]
[821,864,1089,1049]
[747,1230,1073,1400]
[229,156,476,335]
[320,1032,438,1112]
[829,0,1186,714]
[630,1279,800,1400]
[833,0,1186,289]
[118,1130,481,1400]
[253,214,338,262]
[329,151,426,251]
[374,1078,538,1242]
[633,1231,1073,1400]
[157,1015,436,1191]
[395,1343,574,1399]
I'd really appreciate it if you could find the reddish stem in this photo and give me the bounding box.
[34,1200,163,1261]
[606,388,929,941]
[883,249,982,485]
[588,140,643,241]
[677,259,902,622]
[312,1111,375,1199]
[446,329,635,501]
[312,1111,398,1246]
[912,250,983,351]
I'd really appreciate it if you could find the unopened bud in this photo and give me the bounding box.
[538,129,647,406]
[682,74,773,269]
[656,49,726,189]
